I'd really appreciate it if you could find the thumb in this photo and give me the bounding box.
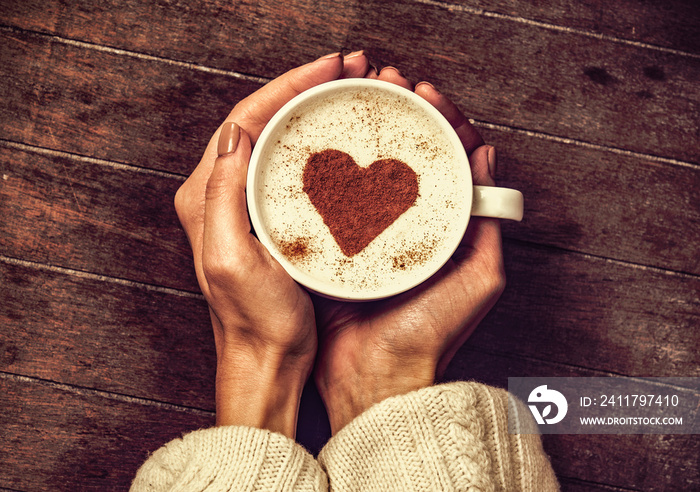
[203,123,254,260]
[458,145,503,260]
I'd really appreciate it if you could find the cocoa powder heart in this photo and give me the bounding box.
[302,149,419,257]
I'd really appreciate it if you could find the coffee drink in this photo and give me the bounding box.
[249,80,472,299]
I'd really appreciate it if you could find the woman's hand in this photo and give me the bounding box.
[174,52,374,438]
[313,68,506,434]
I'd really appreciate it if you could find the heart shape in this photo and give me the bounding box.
[302,149,419,257]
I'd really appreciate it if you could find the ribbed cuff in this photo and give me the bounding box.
[131,425,327,491]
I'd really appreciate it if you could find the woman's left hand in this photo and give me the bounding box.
[313,68,506,434]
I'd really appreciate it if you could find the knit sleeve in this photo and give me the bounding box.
[317,382,559,491]
[130,425,327,491]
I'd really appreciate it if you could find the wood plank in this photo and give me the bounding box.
[343,0,700,163]
[0,145,199,292]
[483,127,700,275]
[1,359,695,491]
[0,375,213,491]
[466,241,700,378]
[0,28,261,176]
[4,0,698,65]
[2,10,699,167]
[0,259,216,409]
[0,0,347,76]
[448,0,700,55]
[556,478,636,492]
[545,433,700,491]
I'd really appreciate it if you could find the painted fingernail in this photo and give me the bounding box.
[380,66,403,77]
[416,81,439,94]
[345,50,364,59]
[317,52,341,61]
[487,146,497,180]
[217,122,240,157]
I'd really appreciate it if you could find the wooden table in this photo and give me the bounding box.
[1,1,698,490]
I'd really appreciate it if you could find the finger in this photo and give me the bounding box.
[365,62,379,79]
[202,124,254,275]
[458,144,501,250]
[414,81,484,155]
[202,53,344,168]
[468,144,496,187]
[174,171,206,253]
[178,53,345,253]
[230,53,345,142]
[377,66,413,90]
[341,51,371,78]
[447,146,503,330]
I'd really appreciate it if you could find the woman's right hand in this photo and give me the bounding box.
[174,51,375,437]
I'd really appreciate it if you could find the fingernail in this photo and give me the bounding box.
[416,81,439,94]
[487,146,497,180]
[380,66,403,77]
[317,52,341,61]
[345,50,364,59]
[217,122,240,156]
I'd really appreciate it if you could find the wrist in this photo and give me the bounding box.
[317,354,436,434]
[215,347,313,438]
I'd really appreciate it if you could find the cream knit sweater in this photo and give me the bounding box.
[131,382,559,491]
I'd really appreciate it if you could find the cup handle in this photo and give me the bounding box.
[472,185,524,221]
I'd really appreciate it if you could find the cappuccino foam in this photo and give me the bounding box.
[254,85,470,297]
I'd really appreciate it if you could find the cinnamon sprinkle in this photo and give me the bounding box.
[278,237,312,263]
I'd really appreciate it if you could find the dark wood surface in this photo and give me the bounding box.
[1,0,698,490]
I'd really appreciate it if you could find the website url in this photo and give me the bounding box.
[580,417,683,426]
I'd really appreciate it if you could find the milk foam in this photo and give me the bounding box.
[255,86,470,297]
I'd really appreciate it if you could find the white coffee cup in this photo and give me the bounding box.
[247,79,523,301]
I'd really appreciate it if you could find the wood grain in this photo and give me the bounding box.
[469,241,700,377]
[0,259,215,409]
[0,28,260,175]
[2,239,696,412]
[4,0,698,62]
[445,0,700,55]
[342,0,700,163]
[0,375,213,491]
[1,0,698,490]
[0,0,348,74]
[545,433,700,491]
[483,127,700,275]
[2,6,699,167]
[0,145,199,291]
